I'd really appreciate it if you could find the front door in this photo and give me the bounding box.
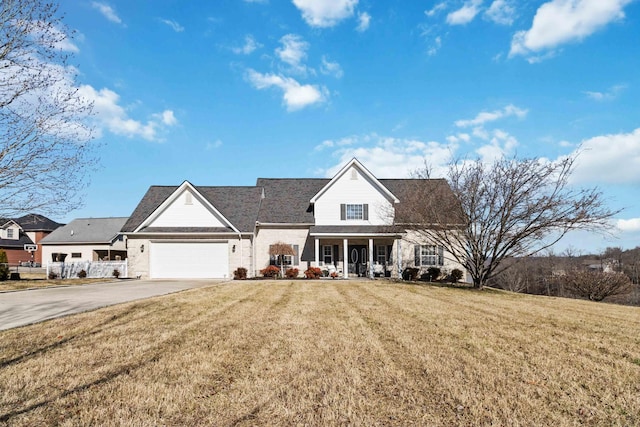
[348,245,368,277]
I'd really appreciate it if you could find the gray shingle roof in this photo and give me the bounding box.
[256,178,328,224]
[0,234,34,249]
[40,217,129,244]
[121,185,264,233]
[121,176,461,234]
[14,213,62,231]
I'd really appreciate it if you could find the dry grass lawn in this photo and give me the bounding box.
[1,280,639,426]
[0,278,113,292]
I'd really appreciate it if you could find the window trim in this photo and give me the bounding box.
[415,245,444,267]
[323,245,334,265]
[340,203,369,221]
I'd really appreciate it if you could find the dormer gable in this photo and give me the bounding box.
[310,158,399,226]
[133,181,239,233]
[310,158,399,205]
[0,220,22,240]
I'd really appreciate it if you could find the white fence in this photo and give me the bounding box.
[47,261,128,279]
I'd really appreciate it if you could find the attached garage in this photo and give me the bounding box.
[150,241,229,279]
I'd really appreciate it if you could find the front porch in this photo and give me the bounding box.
[307,226,403,279]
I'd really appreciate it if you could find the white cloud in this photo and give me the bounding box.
[77,85,177,141]
[428,36,442,56]
[617,218,640,232]
[425,2,449,17]
[205,140,223,150]
[292,0,358,27]
[570,128,640,184]
[356,12,371,31]
[159,110,177,126]
[583,84,627,101]
[316,134,456,178]
[232,35,262,55]
[91,2,122,24]
[446,0,483,25]
[320,56,343,78]
[246,69,327,111]
[455,104,528,128]
[485,0,515,25]
[475,129,518,161]
[510,0,632,58]
[159,18,184,32]
[276,34,309,74]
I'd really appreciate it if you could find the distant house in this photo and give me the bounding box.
[40,217,128,263]
[0,214,62,265]
[123,158,466,280]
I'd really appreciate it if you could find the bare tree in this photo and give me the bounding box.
[401,154,618,289]
[1,0,94,218]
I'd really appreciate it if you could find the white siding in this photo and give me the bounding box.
[148,189,226,228]
[314,165,394,226]
[42,244,111,263]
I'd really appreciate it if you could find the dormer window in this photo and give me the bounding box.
[7,228,14,239]
[340,204,369,220]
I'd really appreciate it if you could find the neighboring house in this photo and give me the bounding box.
[14,213,63,264]
[123,158,466,280]
[40,217,129,263]
[0,214,62,265]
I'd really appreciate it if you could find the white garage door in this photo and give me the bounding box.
[150,241,229,279]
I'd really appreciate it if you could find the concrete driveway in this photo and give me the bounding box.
[0,279,226,331]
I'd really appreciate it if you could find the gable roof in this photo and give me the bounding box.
[310,158,399,204]
[121,185,264,233]
[40,217,129,244]
[121,160,463,231]
[14,213,62,232]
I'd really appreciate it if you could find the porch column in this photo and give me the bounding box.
[396,238,402,279]
[343,238,349,279]
[314,238,319,267]
[368,238,374,279]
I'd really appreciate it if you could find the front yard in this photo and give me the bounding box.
[1,280,639,425]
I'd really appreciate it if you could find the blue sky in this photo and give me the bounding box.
[55,0,639,253]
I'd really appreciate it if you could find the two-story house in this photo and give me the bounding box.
[122,158,466,280]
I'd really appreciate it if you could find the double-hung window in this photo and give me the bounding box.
[340,204,369,221]
[415,245,444,266]
[6,229,14,239]
[376,245,387,265]
[323,245,333,265]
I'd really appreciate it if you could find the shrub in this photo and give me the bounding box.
[402,267,419,281]
[260,265,280,278]
[560,270,632,302]
[78,269,87,278]
[330,271,339,279]
[304,267,322,279]
[233,267,248,280]
[285,268,299,278]
[427,267,441,281]
[0,250,8,281]
[48,272,58,280]
[112,269,120,278]
[450,269,464,283]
